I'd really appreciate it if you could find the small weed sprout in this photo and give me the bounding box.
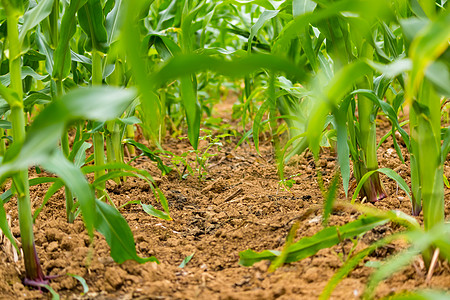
[169,130,230,180]
[336,236,362,264]
[277,173,301,193]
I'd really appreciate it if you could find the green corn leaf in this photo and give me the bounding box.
[180,0,206,53]
[140,202,172,221]
[299,27,318,72]
[283,134,309,164]
[178,1,205,149]
[156,188,169,215]
[0,66,47,87]
[335,97,351,196]
[78,0,109,52]
[82,162,153,180]
[239,215,388,266]
[153,35,182,59]
[239,249,281,267]
[105,0,125,44]
[23,92,52,109]
[268,220,300,272]
[121,0,161,143]
[18,0,54,46]
[308,61,374,161]
[40,284,60,300]
[379,290,450,300]
[226,0,276,10]
[0,83,20,107]
[320,232,403,300]
[90,171,156,193]
[247,9,279,53]
[367,59,412,80]
[0,200,19,253]
[400,17,430,45]
[83,164,169,218]
[53,0,86,80]
[351,168,411,205]
[5,0,24,14]
[425,61,450,97]
[70,50,92,64]
[56,87,136,120]
[28,177,60,186]
[273,0,382,55]
[327,61,374,105]
[0,189,13,204]
[307,101,328,159]
[349,89,410,152]
[90,171,134,187]
[363,224,449,299]
[20,87,135,161]
[443,174,450,189]
[0,120,12,129]
[150,54,307,90]
[117,116,141,126]
[35,30,54,75]
[73,142,92,168]
[41,151,96,238]
[236,123,266,149]
[292,0,316,17]
[67,273,89,295]
[0,87,135,236]
[252,100,270,156]
[442,127,450,164]
[180,75,201,150]
[407,11,450,101]
[416,0,436,19]
[285,216,388,263]
[83,164,158,195]
[124,139,172,176]
[94,198,159,264]
[178,252,195,268]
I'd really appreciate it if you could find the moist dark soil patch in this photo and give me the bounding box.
[1,101,449,299]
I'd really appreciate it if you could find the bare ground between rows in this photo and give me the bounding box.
[1,116,450,299]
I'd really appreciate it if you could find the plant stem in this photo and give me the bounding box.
[93,132,106,196]
[106,121,121,184]
[0,129,6,158]
[13,170,46,284]
[416,80,444,231]
[49,0,59,47]
[92,50,103,85]
[105,58,123,184]
[53,55,75,222]
[356,43,386,202]
[92,50,106,197]
[6,15,22,101]
[126,124,136,156]
[4,2,46,283]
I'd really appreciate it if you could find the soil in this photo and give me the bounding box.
[1,97,450,299]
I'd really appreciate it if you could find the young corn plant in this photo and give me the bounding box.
[306,1,393,203]
[238,2,450,298]
[0,0,159,288]
[1,0,45,285]
[0,85,158,289]
[401,5,449,246]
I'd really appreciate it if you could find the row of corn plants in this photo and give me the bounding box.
[0,0,448,298]
[234,0,450,298]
